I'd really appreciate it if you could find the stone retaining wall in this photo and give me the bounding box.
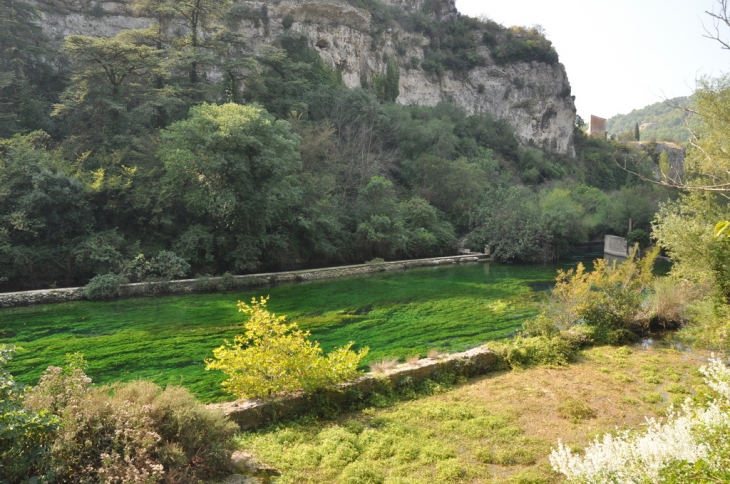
[209,347,498,430]
[0,254,488,308]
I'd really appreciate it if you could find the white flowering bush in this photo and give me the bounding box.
[550,357,730,483]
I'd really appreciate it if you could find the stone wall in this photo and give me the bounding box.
[0,254,487,308]
[209,346,498,430]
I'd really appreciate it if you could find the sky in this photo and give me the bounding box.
[455,0,730,121]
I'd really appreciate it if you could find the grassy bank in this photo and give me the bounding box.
[237,343,711,483]
[2,263,572,402]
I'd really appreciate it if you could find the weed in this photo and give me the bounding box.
[436,459,467,481]
[370,358,399,373]
[667,383,690,394]
[406,354,420,365]
[557,398,597,423]
[612,372,634,383]
[427,349,442,359]
[641,392,664,404]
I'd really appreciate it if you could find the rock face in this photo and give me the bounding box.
[32,0,576,154]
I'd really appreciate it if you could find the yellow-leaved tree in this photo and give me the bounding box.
[206,297,368,398]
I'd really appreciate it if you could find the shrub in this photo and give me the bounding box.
[556,397,596,423]
[491,335,577,370]
[83,272,124,300]
[627,228,650,248]
[150,250,190,281]
[0,345,59,483]
[206,297,369,398]
[282,13,294,30]
[369,358,399,373]
[536,248,659,341]
[644,277,698,328]
[24,359,238,483]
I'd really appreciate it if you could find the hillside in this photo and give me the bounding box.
[0,0,668,292]
[33,0,576,153]
[605,97,691,143]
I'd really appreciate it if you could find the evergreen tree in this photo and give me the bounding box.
[634,122,640,141]
[384,57,400,103]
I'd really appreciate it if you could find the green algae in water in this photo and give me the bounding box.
[1,261,585,402]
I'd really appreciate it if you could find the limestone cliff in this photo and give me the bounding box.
[33,0,577,154]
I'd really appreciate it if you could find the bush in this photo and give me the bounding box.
[627,228,650,248]
[644,277,699,328]
[83,272,124,300]
[0,345,58,483]
[536,248,659,341]
[490,335,577,370]
[206,297,369,398]
[24,358,238,483]
[150,250,190,281]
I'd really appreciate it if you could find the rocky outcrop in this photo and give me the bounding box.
[32,0,576,154]
[634,141,686,180]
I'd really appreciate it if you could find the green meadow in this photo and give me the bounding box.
[2,260,596,402]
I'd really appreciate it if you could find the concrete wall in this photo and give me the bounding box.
[0,254,488,308]
[604,235,628,257]
[209,347,498,430]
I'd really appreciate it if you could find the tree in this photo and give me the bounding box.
[53,34,167,149]
[384,57,400,103]
[634,122,640,141]
[468,186,548,263]
[159,102,302,270]
[0,132,97,288]
[205,297,368,398]
[0,0,58,137]
[168,0,231,84]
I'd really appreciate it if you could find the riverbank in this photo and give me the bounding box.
[0,253,489,308]
[235,342,712,483]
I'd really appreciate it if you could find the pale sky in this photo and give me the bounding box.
[455,0,730,121]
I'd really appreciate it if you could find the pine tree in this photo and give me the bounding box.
[384,57,400,103]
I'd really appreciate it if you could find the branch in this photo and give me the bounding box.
[703,0,730,50]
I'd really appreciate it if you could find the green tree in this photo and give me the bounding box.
[53,34,167,150]
[355,176,407,259]
[206,297,368,398]
[540,187,586,259]
[168,0,232,84]
[0,133,98,288]
[634,122,640,141]
[0,0,58,137]
[469,186,548,262]
[159,103,302,270]
[384,57,400,102]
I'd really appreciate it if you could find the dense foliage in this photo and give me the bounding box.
[606,96,691,143]
[0,0,666,291]
[1,346,238,484]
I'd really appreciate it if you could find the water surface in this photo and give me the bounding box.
[0,255,609,402]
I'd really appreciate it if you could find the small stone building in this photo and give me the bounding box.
[587,115,606,138]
